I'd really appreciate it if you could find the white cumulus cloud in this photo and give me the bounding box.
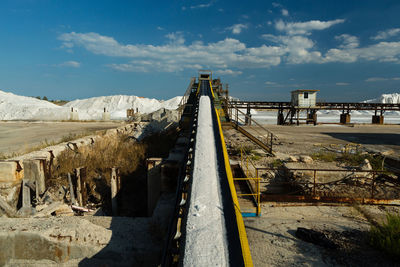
[227,24,248,34]
[372,28,400,40]
[365,77,400,82]
[365,77,388,82]
[275,19,345,35]
[265,81,277,86]
[58,24,400,73]
[335,34,359,49]
[58,61,81,68]
[215,69,243,75]
[190,2,212,9]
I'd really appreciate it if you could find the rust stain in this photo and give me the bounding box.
[55,247,63,261]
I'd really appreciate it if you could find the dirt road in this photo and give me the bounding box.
[0,121,124,155]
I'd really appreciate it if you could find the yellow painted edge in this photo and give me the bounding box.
[209,80,215,98]
[196,81,201,95]
[212,84,253,267]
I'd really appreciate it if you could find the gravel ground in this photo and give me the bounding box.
[0,193,175,266]
[245,204,400,266]
[222,123,400,266]
[254,124,400,157]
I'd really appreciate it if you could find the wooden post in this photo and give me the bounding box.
[236,106,238,123]
[80,168,87,206]
[68,173,76,205]
[47,151,54,180]
[270,134,273,154]
[75,167,87,206]
[371,172,375,199]
[313,170,317,196]
[256,169,260,216]
[75,168,83,206]
[111,167,119,216]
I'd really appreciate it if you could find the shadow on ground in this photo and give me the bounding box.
[325,133,400,146]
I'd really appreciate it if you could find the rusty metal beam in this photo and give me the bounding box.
[229,101,400,111]
[261,194,400,205]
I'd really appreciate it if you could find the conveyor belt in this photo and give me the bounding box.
[162,78,252,267]
[184,80,251,266]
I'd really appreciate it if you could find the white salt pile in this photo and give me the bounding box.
[64,95,182,120]
[364,93,400,104]
[0,89,398,122]
[0,89,181,121]
[0,90,67,120]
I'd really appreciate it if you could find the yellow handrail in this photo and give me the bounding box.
[213,82,253,266]
[239,148,261,216]
[209,80,215,98]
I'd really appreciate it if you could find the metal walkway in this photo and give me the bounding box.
[229,100,400,111]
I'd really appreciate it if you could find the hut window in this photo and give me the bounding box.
[304,92,309,99]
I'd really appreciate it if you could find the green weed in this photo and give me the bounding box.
[311,151,337,162]
[369,213,400,258]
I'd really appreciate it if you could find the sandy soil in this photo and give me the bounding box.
[222,123,400,266]
[245,204,400,266]
[0,121,124,155]
[0,193,175,266]
[248,124,400,157]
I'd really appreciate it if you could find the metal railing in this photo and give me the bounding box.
[233,147,261,216]
[256,167,400,204]
[229,104,279,154]
[178,77,196,116]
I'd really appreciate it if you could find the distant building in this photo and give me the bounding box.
[291,89,319,108]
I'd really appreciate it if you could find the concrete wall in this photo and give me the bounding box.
[0,124,138,210]
[147,158,162,216]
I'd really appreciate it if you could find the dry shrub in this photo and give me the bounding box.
[51,128,178,213]
[54,133,147,183]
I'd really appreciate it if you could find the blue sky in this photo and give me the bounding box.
[0,0,399,101]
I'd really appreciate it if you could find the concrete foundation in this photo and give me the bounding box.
[102,111,110,121]
[372,115,384,124]
[245,113,252,125]
[277,113,284,125]
[70,111,79,120]
[306,112,317,125]
[340,113,351,124]
[17,179,35,217]
[147,158,162,216]
[23,159,46,195]
[0,161,24,184]
[161,161,180,193]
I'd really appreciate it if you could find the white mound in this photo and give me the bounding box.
[316,92,400,117]
[364,93,400,104]
[0,89,182,121]
[65,95,182,120]
[0,90,68,120]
